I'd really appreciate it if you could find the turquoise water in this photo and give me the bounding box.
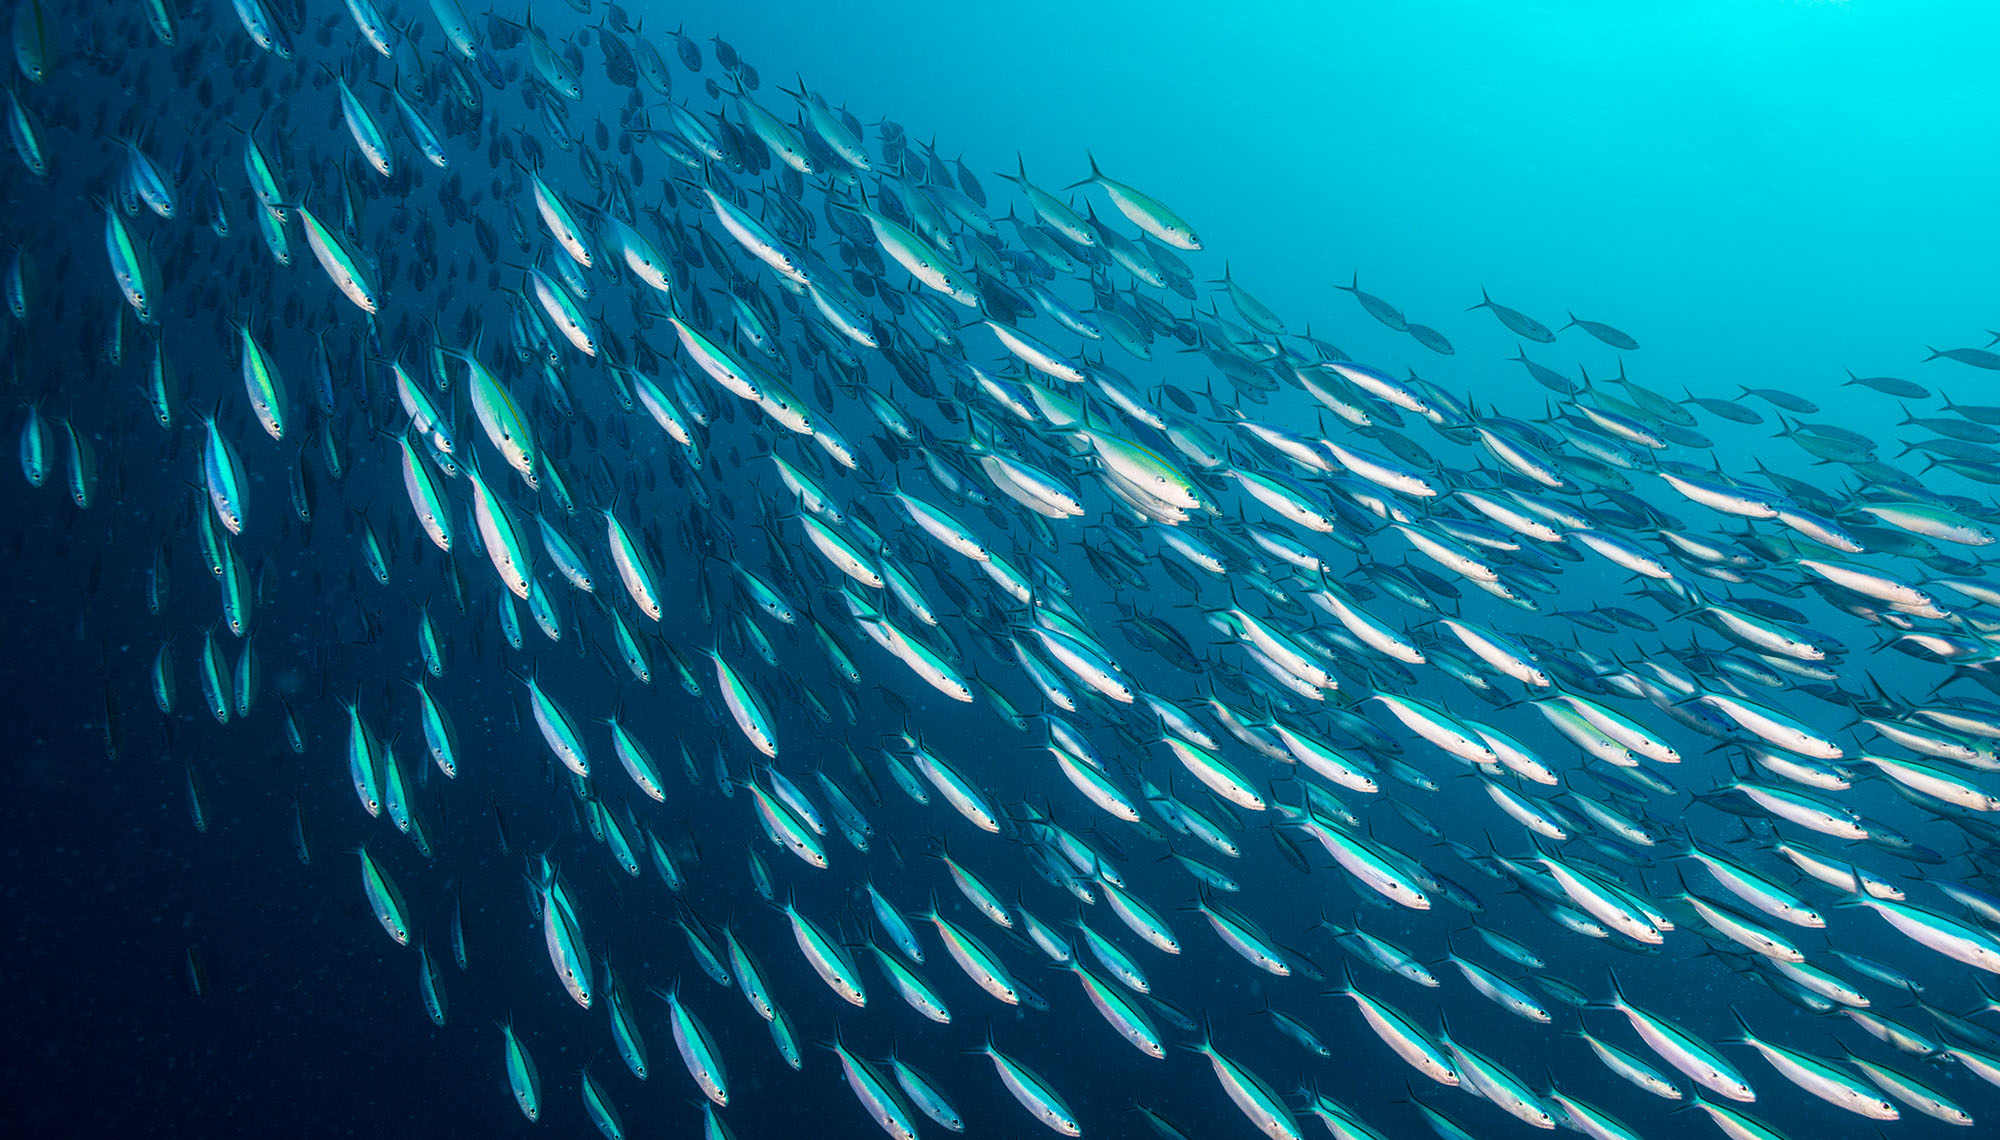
[735,0,2000,416]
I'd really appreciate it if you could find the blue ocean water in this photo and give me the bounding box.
[6,2,2000,1140]
[723,1,2000,394]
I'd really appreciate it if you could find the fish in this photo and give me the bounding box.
[655,981,729,1106]
[1563,313,1640,349]
[1337,272,1406,330]
[22,12,2000,1140]
[1467,287,1556,342]
[975,1029,1080,1136]
[500,1017,541,1122]
[1068,153,1200,250]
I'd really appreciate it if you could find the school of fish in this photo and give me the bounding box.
[15,2,2000,1139]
